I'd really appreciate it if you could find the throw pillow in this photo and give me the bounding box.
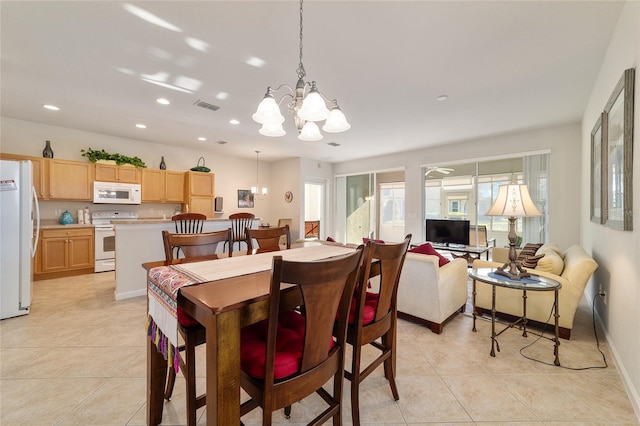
[517,243,543,261]
[521,253,545,269]
[538,242,563,257]
[408,243,450,267]
[535,248,564,275]
[362,238,385,244]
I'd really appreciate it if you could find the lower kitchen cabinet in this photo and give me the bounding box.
[35,227,94,280]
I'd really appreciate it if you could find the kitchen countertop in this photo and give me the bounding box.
[40,220,94,229]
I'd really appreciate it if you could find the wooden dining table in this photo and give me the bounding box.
[143,241,358,425]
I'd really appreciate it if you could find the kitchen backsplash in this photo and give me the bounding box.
[39,200,182,223]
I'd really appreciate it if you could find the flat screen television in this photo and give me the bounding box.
[425,219,470,246]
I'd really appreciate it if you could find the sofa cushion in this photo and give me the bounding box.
[408,243,450,267]
[517,243,543,261]
[535,247,564,275]
[521,253,545,268]
[539,242,563,257]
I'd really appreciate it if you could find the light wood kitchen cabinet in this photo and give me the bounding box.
[0,153,49,199]
[94,163,141,183]
[48,159,93,200]
[34,227,94,280]
[141,169,184,203]
[183,171,215,216]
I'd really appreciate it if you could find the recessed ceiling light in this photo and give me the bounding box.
[198,137,207,141]
[156,98,170,105]
[216,92,229,100]
[229,119,240,125]
[246,57,266,68]
[43,104,60,111]
[436,95,449,102]
[136,123,147,129]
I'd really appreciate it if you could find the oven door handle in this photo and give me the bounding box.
[94,225,115,232]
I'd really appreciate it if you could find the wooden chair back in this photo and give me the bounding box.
[171,213,206,234]
[162,229,232,262]
[277,218,292,245]
[246,225,291,254]
[346,234,411,425]
[239,248,364,424]
[228,212,255,251]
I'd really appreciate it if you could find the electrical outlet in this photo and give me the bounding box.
[598,284,607,305]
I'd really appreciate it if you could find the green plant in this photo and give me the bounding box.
[81,148,146,168]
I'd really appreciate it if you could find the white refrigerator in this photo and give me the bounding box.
[0,160,40,319]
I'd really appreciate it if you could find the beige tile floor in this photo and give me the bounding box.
[1,272,638,425]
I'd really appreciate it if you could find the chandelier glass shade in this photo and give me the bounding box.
[251,151,267,196]
[252,0,349,141]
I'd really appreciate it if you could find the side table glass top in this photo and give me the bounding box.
[469,267,561,291]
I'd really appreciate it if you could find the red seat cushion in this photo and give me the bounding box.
[346,292,378,325]
[177,306,199,327]
[408,242,450,267]
[240,310,333,380]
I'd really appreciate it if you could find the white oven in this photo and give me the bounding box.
[92,210,139,272]
[93,181,141,205]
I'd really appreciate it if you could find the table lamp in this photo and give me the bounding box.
[485,184,542,280]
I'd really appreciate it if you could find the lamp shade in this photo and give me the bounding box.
[297,88,330,121]
[298,121,323,141]
[322,106,351,133]
[258,122,286,137]
[485,184,542,217]
[252,96,285,124]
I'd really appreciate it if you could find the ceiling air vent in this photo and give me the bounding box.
[194,100,220,111]
[327,142,340,147]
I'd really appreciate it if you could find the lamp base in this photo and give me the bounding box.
[495,261,531,281]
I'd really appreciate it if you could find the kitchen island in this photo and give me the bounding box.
[114,218,259,300]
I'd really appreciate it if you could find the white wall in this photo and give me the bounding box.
[0,116,272,221]
[581,1,640,416]
[334,123,582,250]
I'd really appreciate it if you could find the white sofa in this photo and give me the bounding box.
[396,253,469,333]
[472,244,598,339]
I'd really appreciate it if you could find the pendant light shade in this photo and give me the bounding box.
[252,95,285,124]
[259,122,286,137]
[322,105,351,133]
[296,84,330,121]
[298,121,323,141]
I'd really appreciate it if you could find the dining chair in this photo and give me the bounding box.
[469,225,496,247]
[276,218,292,245]
[345,234,411,425]
[161,228,233,426]
[225,212,255,252]
[171,213,206,234]
[245,224,291,254]
[239,248,364,426]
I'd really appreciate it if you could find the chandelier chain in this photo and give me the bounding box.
[296,0,306,80]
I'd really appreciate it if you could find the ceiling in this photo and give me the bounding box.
[0,1,624,163]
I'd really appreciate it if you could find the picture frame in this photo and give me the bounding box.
[603,68,634,231]
[590,113,605,224]
[237,189,254,208]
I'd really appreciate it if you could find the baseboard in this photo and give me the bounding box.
[115,288,146,300]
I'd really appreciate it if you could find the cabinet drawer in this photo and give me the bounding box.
[42,228,94,238]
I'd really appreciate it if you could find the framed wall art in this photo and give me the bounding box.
[237,189,254,208]
[603,68,634,231]
[590,113,605,224]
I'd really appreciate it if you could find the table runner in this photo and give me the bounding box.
[147,244,356,371]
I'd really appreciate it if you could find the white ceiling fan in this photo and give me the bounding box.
[425,166,454,177]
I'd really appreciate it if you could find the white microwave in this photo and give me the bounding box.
[93,181,141,205]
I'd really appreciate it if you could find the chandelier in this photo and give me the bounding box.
[252,0,350,141]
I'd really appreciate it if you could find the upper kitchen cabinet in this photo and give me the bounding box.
[184,171,215,216]
[48,159,93,200]
[141,168,184,203]
[0,153,49,199]
[95,163,141,184]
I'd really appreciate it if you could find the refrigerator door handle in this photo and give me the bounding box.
[31,186,40,258]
